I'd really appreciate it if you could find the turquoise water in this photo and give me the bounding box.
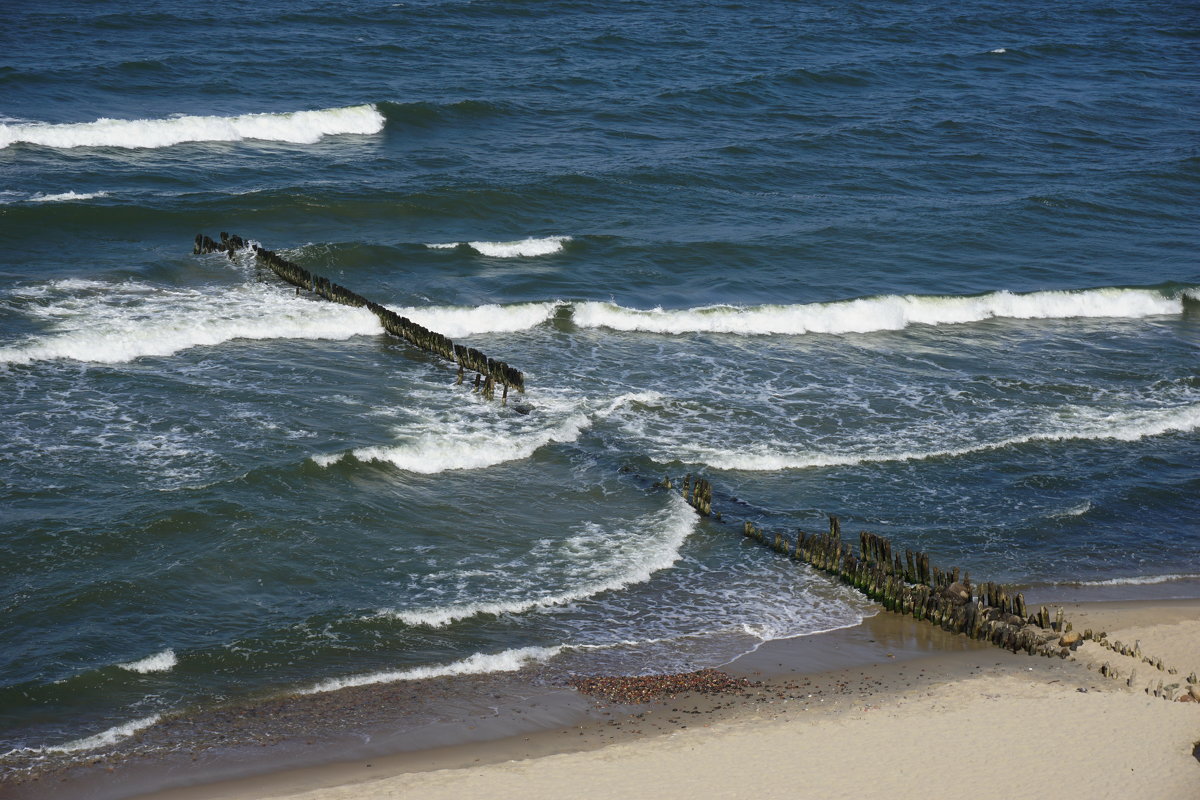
[2,0,1198,767]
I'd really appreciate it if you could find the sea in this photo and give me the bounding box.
[2,0,1198,788]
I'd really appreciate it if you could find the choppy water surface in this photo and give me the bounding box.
[2,0,1198,767]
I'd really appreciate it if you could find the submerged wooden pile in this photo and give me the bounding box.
[668,473,1197,700]
[194,233,525,400]
[666,473,1080,659]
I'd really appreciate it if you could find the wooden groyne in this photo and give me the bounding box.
[194,233,525,400]
[662,473,1196,700]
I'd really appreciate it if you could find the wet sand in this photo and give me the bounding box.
[9,597,1199,800]
[146,598,1200,800]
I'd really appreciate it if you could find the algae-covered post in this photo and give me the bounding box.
[192,233,526,401]
[652,473,1192,681]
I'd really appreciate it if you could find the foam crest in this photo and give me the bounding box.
[319,391,660,474]
[0,104,384,150]
[1067,574,1200,587]
[329,413,589,473]
[0,282,381,365]
[426,236,570,257]
[687,402,1200,471]
[1050,501,1092,519]
[117,649,177,674]
[385,493,696,627]
[384,301,559,338]
[571,286,1188,336]
[29,191,110,203]
[9,715,163,756]
[301,645,565,694]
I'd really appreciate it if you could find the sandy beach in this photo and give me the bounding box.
[116,596,1200,800]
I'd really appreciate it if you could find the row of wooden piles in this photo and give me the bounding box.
[194,233,525,400]
[667,473,1078,659]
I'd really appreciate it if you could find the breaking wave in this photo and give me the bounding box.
[30,191,110,202]
[386,301,559,339]
[380,493,697,627]
[1066,573,1200,587]
[301,645,565,694]
[314,391,661,473]
[6,280,1183,369]
[571,286,1190,336]
[117,649,177,674]
[684,402,1200,471]
[426,236,571,257]
[5,715,162,757]
[0,281,382,365]
[0,279,559,366]
[0,104,384,150]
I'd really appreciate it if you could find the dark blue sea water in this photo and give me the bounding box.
[2,0,1198,777]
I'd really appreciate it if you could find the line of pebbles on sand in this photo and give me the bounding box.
[567,669,759,706]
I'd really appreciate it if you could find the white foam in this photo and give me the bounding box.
[0,281,382,365]
[989,48,1008,54]
[1068,574,1200,587]
[383,493,697,627]
[9,715,163,756]
[1,279,559,365]
[426,236,570,257]
[1050,501,1092,519]
[29,191,109,202]
[685,402,1200,471]
[117,649,177,674]
[571,286,1188,336]
[318,391,660,473]
[301,645,565,694]
[382,301,559,338]
[0,104,384,150]
[739,616,867,644]
[327,413,589,472]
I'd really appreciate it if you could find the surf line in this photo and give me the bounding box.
[661,474,1193,700]
[193,233,525,403]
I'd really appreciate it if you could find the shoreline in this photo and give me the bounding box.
[152,596,1200,800]
[9,591,1193,800]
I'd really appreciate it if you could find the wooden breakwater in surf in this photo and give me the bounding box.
[663,474,1196,701]
[193,233,525,402]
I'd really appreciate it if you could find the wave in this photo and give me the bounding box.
[426,236,571,257]
[1063,573,1200,587]
[384,300,559,339]
[0,190,110,204]
[4,714,162,757]
[301,645,565,695]
[0,281,382,366]
[685,402,1200,471]
[382,493,696,627]
[1,279,559,366]
[31,191,110,203]
[0,104,384,150]
[5,279,1187,368]
[1049,501,1092,519]
[570,286,1191,336]
[315,391,661,474]
[117,649,177,674]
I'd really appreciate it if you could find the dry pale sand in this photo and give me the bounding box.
[173,599,1200,800]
